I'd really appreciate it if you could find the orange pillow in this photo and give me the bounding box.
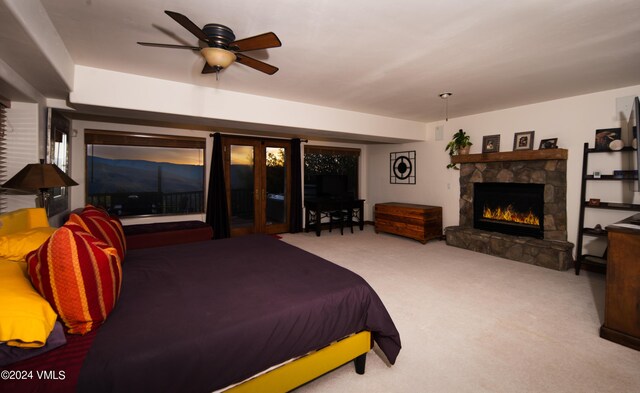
[26,224,122,334]
[68,213,126,261]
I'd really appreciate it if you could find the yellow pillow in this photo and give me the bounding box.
[0,227,56,262]
[0,208,49,236]
[0,260,57,348]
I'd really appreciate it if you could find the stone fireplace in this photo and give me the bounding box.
[445,149,574,270]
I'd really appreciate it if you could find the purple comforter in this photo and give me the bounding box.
[77,234,400,393]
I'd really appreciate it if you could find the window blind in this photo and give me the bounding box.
[3,102,41,212]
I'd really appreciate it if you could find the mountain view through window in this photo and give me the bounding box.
[86,143,205,217]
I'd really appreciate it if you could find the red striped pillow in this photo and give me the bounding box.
[81,205,126,254]
[69,213,126,261]
[81,204,110,219]
[26,224,122,335]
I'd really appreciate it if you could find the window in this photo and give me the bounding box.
[85,130,206,217]
[303,146,360,198]
[47,109,71,216]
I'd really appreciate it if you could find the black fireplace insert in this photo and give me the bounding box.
[473,182,544,238]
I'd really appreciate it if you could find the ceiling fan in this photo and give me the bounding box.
[138,10,282,78]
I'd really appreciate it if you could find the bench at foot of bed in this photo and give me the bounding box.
[124,220,213,249]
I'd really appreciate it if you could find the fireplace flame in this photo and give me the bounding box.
[483,205,540,225]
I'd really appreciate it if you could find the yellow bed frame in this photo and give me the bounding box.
[225,330,372,393]
[0,209,373,393]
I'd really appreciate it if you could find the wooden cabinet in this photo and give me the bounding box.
[374,203,442,244]
[599,214,640,351]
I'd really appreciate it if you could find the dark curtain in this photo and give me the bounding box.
[206,133,230,239]
[289,138,303,233]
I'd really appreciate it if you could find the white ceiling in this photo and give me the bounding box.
[2,0,640,125]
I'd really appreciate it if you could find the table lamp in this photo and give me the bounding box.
[1,160,78,211]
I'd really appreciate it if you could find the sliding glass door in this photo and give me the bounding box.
[224,137,290,236]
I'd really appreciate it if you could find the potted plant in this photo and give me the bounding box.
[445,129,472,169]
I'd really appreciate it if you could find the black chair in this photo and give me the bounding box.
[329,209,353,235]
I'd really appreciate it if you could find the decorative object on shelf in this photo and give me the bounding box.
[445,129,472,169]
[390,151,416,184]
[482,134,500,153]
[607,202,633,208]
[609,139,625,151]
[612,170,638,179]
[594,127,622,151]
[513,131,535,151]
[539,138,558,149]
[593,171,601,179]
[588,198,601,207]
[1,160,79,214]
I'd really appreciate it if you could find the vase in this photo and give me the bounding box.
[458,146,471,155]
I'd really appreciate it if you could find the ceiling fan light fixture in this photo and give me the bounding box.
[201,47,237,69]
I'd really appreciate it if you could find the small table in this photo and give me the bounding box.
[304,198,365,236]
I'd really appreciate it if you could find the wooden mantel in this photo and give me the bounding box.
[451,148,568,164]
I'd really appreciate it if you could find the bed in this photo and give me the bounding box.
[0,208,401,392]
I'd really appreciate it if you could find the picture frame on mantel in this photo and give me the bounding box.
[482,134,501,153]
[513,131,535,151]
[539,138,558,149]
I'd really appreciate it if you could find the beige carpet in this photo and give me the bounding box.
[280,226,640,393]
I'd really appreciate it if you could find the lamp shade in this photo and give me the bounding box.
[1,162,78,192]
[201,47,237,69]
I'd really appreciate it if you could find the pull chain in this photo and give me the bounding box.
[445,98,449,121]
[439,92,453,122]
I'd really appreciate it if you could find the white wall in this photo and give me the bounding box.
[70,66,427,143]
[366,85,640,256]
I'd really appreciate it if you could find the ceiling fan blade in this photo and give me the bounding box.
[164,10,209,42]
[231,32,282,52]
[137,42,201,51]
[235,53,279,75]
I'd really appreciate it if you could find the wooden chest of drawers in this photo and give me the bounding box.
[374,203,442,244]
